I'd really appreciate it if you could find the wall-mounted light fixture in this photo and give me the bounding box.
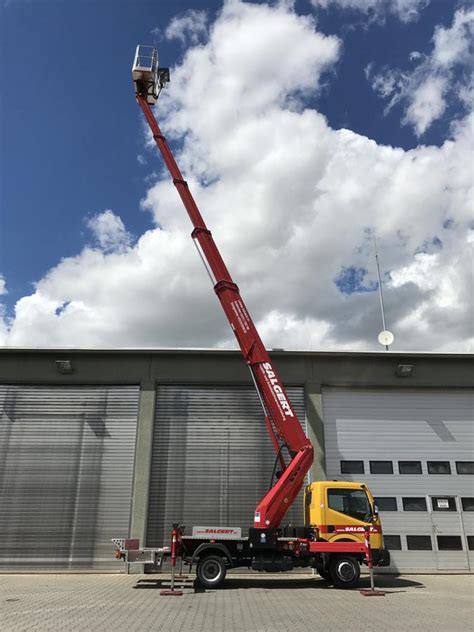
[396,364,413,377]
[56,360,73,374]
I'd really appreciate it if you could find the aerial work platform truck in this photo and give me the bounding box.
[113,46,390,590]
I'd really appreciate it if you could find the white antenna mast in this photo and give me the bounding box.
[373,235,394,351]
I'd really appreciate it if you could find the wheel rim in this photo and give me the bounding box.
[202,560,222,583]
[336,560,356,582]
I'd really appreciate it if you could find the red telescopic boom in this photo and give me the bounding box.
[134,55,313,528]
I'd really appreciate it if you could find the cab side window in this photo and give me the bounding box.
[327,488,372,522]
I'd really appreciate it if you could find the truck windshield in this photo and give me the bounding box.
[327,488,372,523]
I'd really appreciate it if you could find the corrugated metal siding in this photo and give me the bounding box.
[322,388,474,572]
[0,385,139,570]
[147,385,306,546]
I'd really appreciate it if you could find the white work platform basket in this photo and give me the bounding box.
[132,45,169,104]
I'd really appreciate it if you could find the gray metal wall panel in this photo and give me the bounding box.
[0,384,139,570]
[322,388,474,572]
[147,385,306,546]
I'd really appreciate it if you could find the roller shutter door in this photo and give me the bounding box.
[0,384,139,570]
[322,388,474,572]
[147,385,306,546]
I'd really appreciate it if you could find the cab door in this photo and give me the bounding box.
[324,487,382,549]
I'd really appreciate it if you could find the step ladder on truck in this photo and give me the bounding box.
[113,45,390,593]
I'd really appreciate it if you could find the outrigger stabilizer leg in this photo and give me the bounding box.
[160,524,183,596]
[360,527,386,597]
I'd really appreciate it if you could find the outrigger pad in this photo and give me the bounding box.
[160,589,183,596]
[360,589,386,597]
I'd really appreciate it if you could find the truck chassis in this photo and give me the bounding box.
[114,523,377,590]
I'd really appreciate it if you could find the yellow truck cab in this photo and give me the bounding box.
[305,480,390,569]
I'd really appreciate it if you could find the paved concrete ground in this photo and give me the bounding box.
[1,572,473,632]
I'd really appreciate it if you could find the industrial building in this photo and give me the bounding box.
[0,348,472,573]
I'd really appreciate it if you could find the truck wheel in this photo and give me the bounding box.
[329,555,360,589]
[318,569,331,581]
[196,555,227,589]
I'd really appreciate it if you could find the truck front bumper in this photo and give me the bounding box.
[372,548,390,567]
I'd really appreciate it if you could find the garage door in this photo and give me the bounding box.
[0,384,139,570]
[322,388,474,572]
[147,384,306,547]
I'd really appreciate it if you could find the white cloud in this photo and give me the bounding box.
[150,26,163,42]
[404,75,447,135]
[390,252,438,290]
[0,308,8,346]
[432,8,474,68]
[310,0,429,23]
[165,9,208,45]
[367,7,474,135]
[86,210,132,253]
[0,276,8,346]
[389,242,473,347]
[1,1,472,352]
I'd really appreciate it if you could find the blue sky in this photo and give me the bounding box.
[2,0,224,312]
[1,0,472,351]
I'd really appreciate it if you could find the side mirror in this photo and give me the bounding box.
[372,504,379,521]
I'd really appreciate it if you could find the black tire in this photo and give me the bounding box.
[329,555,360,589]
[318,569,332,581]
[196,555,227,589]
